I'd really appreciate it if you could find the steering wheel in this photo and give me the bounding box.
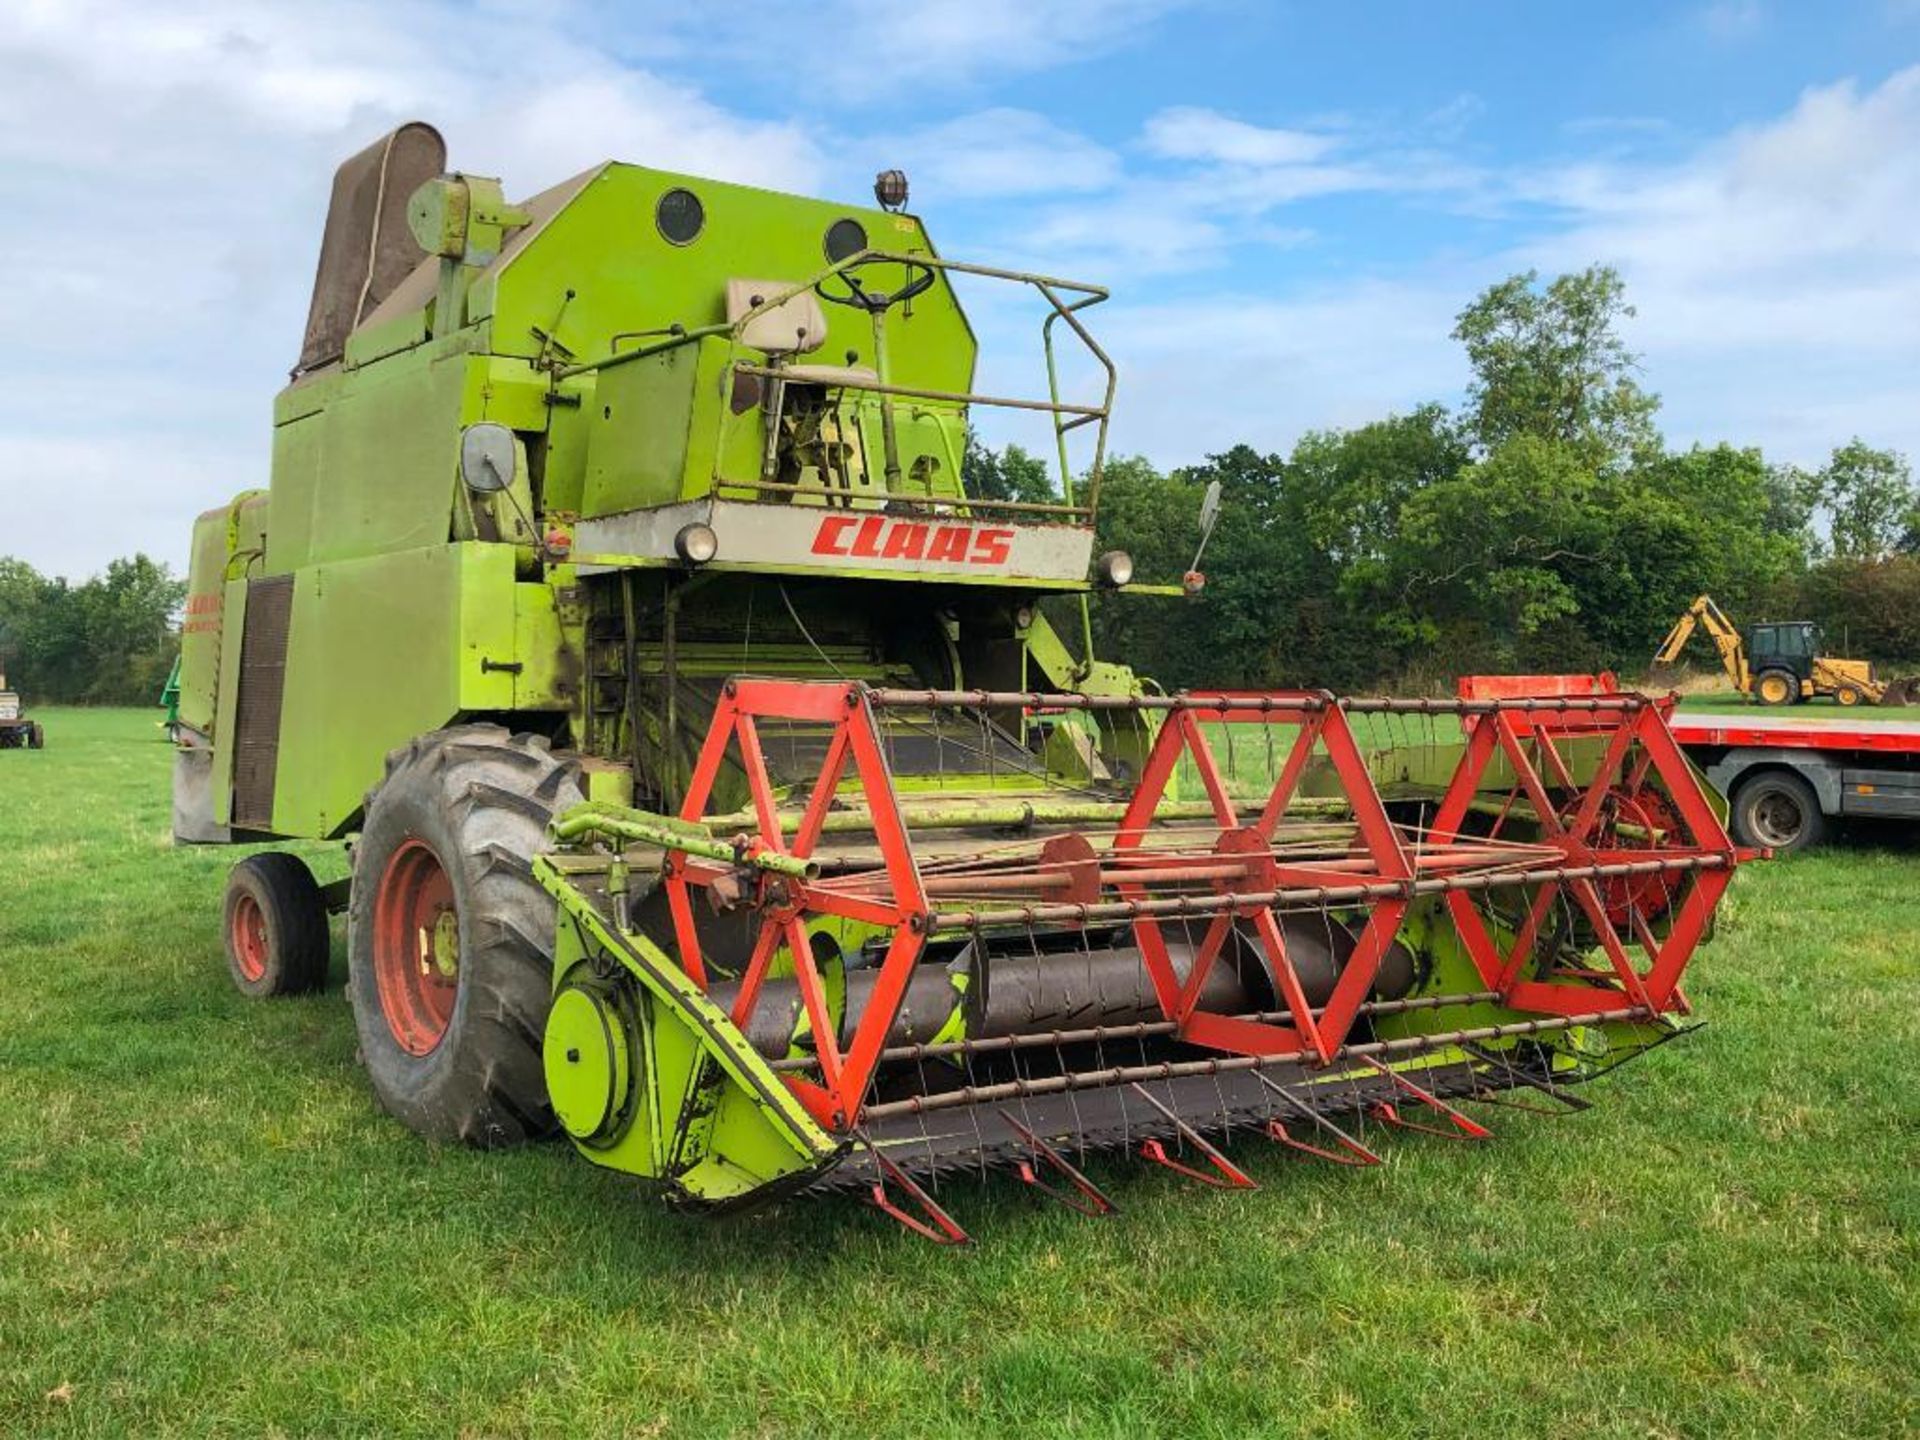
[814,256,938,314]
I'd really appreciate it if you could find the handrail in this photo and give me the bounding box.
[548,248,1115,523]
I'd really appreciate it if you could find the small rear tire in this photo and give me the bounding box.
[224,853,331,996]
[1755,670,1797,707]
[1730,771,1825,854]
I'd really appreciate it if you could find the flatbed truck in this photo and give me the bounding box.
[1669,711,1920,853]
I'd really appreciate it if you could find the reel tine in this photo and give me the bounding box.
[1460,1041,1593,1115]
[999,1111,1118,1216]
[1127,1082,1258,1190]
[1355,1056,1492,1141]
[1252,1071,1382,1167]
[856,1130,973,1246]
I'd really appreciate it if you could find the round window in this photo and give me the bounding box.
[824,217,868,263]
[655,188,705,245]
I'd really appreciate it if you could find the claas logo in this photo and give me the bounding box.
[811,515,1015,566]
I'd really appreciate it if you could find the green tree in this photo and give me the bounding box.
[1452,266,1660,467]
[0,554,184,703]
[1816,440,1913,562]
[961,434,1058,505]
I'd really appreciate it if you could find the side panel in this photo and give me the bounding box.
[179,493,270,736]
[1838,766,1920,819]
[230,576,296,830]
[266,342,476,574]
[267,543,554,838]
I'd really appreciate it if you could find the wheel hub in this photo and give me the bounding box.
[371,839,460,1055]
[230,892,269,983]
[544,983,632,1143]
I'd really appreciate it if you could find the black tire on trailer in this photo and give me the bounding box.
[27,723,43,749]
[1730,770,1826,854]
[224,852,331,996]
[346,725,583,1147]
[1754,670,1798,707]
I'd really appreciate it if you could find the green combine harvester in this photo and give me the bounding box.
[175,123,1742,1238]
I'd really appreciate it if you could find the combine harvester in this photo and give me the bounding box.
[173,124,1745,1239]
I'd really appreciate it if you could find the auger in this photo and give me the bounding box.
[173,123,1744,1240]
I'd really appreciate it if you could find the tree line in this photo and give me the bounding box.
[0,555,183,704]
[4,264,1914,705]
[973,265,1920,692]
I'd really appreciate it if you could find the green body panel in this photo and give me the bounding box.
[179,492,269,737]
[265,544,569,837]
[268,335,480,574]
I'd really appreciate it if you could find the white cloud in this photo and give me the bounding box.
[0,0,826,578]
[1699,0,1768,38]
[729,0,1197,97]
[1515,67,1920,457]
[1142,107,1340,167]
[1077,67,1920,472]
[881,109,1121,201]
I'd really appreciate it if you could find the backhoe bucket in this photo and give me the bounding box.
[534,680,1739,1235]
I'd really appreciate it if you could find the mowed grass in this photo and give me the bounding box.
[3,710,1918,1439]
[1676,688,1920,721]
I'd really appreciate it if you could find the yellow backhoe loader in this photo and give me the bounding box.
[1652,595,1915,706]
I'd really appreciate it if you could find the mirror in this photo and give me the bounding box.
[1198,479,1222,537]
[460,423,516,493]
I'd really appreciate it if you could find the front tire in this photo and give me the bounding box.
[1730,770,1825,853]
[27,723,43,749]
[347,726,583,1147]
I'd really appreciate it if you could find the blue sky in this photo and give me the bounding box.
[2,0,1917,575]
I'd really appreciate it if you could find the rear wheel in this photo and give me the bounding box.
[347,726,583,1147]
[223,852,330,996]
[1755,670,1797,706]
[1730,771,1825,853]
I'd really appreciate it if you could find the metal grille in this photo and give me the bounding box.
[231,576,294,831]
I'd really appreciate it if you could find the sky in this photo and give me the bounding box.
[2,0,1918,578]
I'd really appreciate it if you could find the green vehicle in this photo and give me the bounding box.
[174,124,1739,1230]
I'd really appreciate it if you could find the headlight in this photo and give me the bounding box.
[674,523,718,565]
[1095,550,1134,588]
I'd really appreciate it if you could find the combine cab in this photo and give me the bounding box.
[175,123,1744,1237]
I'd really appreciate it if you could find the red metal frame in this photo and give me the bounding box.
[659,677,1736,1136]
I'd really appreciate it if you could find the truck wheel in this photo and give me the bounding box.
[1754,670,1797,707]
[224,852,331,996]
[1730,771,1825,853]
[347,726,583,1147]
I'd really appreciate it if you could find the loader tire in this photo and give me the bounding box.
[347,726,583,1147]
[1754,670,1797,707]
[224,852,330,997]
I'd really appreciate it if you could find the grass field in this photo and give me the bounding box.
[1676,689,1920,721]
[3,709,1917,1438]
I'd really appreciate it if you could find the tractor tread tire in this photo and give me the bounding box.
[348,725,583,1148]
[224,852,331,996]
